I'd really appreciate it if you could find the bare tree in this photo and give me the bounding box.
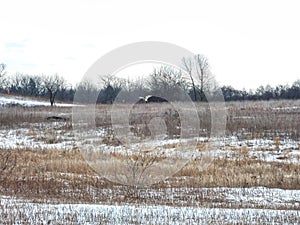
[182,54,215,101]
[9,73,44,96]
[75,80,99,103]
[182,57,197,101]
[42,74,66,106]
[98,75,125,104]
[0,63,7,89]
[196,55,210,99]
[147,66,189,101]
[99,74,125,90]
[0,63,6,77]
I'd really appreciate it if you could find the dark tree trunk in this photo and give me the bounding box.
[49,91,56,107]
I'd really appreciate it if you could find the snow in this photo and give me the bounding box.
[0,123,75,150]
[0,97,299,223]
[216,136,300,163]
[78,131,300,164]
[0,124,299,165]
[1,187,299,224]
[273,106,300,111]
[0,95,74,107]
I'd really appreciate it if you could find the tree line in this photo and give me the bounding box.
[221,81,300,101]
[0,57,300,106]
[0,64,74,106]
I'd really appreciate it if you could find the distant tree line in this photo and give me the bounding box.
[221,81,300,101]
[0,60,299,105]
[0,72,75,106]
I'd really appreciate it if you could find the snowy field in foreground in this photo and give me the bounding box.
[1,198,299,224]
[1,187,299,224]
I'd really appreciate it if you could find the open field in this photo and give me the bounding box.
[0,96,299,224]
[1,194,299,224]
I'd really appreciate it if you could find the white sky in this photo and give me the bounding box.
[1,0,300,90]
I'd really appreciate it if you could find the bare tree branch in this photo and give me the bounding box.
[182,54,217,101]
[42,74,66,106]
[0,63,6,78]
[0,63,7,89]
[182,57,197,101]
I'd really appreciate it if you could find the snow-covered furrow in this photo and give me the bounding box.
[80,186,300,212]
[0,196,299,224]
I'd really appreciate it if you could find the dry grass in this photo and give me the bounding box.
[225,100,300,140]
[173,156,300,189]
[1,99,299,139]
[0,106,72,127]
[0,145,299,204]
[0,99,299,204]
[0,148,114,203]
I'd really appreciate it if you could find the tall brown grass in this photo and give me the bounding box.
[0,99,299,203]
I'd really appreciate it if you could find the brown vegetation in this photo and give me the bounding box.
[0,99,299,204]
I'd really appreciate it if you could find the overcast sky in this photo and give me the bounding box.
[1,0,300,90]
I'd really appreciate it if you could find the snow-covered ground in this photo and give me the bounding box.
[0,99,299,224]
[217,136,300,163]
[0,95,74,107]
[1,187,299,224]
[95,186,300,209]
[0,122,75,150]
[0,95,298,165]
[1,124,298,165]
[2,203,299,224]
